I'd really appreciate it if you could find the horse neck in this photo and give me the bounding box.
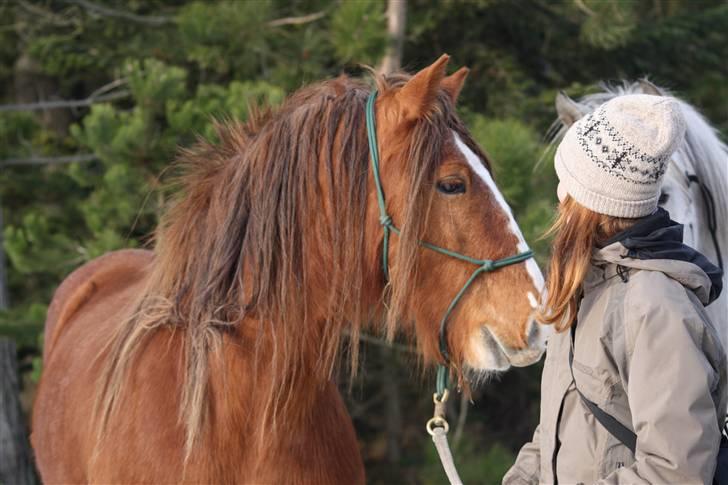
[677,102,728,267]
[202,317,337,453]
[206,213,381,434]
[674,104,728,352]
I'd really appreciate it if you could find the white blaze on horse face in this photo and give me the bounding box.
[452,133,545,299]
[527,292,538,309]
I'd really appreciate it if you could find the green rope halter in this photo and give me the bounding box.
[365,90,534,398]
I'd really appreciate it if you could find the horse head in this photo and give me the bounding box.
[368,55,548,378]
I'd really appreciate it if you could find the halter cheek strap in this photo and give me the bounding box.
[365,90,534,398]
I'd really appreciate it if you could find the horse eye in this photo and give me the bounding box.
[658,191,670,205]
[436,179,466,195]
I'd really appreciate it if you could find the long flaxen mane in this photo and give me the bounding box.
[95,71,487,458]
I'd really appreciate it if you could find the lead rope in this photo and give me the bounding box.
[426,389,464,485]
[366,90,533,485]
[425,367,463,485]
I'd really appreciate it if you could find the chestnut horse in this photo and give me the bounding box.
[32,55,547,484]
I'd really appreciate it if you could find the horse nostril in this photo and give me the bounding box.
[526,319,540,346]
[527,317,551,349]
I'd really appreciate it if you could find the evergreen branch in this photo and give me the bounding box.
[18,0,78,27]
[0,90,129,112]
[267,11,326,27]
[574,0,595,16]
[87,78,128,99]
[65,0,173,26]
[1,154,97,167]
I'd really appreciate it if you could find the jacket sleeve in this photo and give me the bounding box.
[502,425,541,485]
[597,283,723,485]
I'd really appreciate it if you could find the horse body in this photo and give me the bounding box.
[33,56,547,483]
[34,249,363,483]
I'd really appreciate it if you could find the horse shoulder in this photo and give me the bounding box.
[44,248,154,361]
[87,329,189,484]
[32,249,157,483]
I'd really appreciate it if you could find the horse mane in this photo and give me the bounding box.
[548,80,728,246]
[95,70,486,460]
[672,94,728,243]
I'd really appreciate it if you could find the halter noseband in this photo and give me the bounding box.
[366,91,534,397]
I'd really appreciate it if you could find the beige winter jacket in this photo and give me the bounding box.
[504,211,726,485]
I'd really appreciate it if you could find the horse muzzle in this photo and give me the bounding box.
[467,319,550,371]
[507,318,551,367]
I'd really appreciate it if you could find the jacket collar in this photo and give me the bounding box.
[586,208,723,305]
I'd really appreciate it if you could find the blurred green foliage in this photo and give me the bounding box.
[0,0,726,482]
[331,0,386,64]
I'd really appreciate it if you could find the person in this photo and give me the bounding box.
[503,94,726,484]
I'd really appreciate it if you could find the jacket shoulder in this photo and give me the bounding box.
[621,268,721,357]
[624,267,693,303]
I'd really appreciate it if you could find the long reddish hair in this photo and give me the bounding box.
[538,196,636,331]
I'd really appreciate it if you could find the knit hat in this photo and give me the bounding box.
[555,94,686,218]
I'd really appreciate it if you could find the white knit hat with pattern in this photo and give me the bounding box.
[555,94,686,218]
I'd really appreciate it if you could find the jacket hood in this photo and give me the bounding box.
[592,208,723,305]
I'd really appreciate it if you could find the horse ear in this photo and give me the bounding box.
[638,78,663,96]
[441,66,469,103]
[395,54,450,121]
[555,91,586,127]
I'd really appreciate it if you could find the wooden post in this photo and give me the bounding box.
[0,338,37,485]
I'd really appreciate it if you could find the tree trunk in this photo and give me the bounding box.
[379,0,407,75]
[0,197,8,310]
[14,53,72,137]
[377,0,407,466]
[382,347,402,464]
[0,338,37,485]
